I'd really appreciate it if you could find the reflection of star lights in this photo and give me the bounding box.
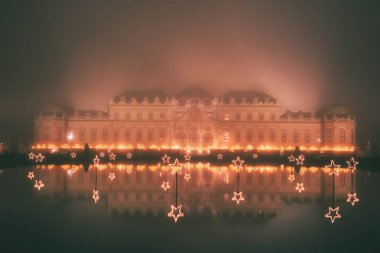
[169,158,183,175]
[27,171,35,180]
[217,154,223,160]
[288,174,295,182]
[325,207,341,223]
[232,192,245,205]
[162,154,171,164]
[184,153,191,161]
[93,155,100,166]
[109,153,116,160]
[70,152,76,158]
[347,193,359,206]
[346,157,359,169]
[126,153,133,159]
[295,183,305,193]
[109,172,116,181]
[326,160,341,176]
[288,155,295,162]
[93,190,100,203]
[126,168,132,174]
[100,152,105,157]
[34,180,44,190]
[252,153,258,159]
[184,173,191,181]
[296,155,305,165]
[28,152,35,160]
[232,157,244,170]
[168,205,184,223]
[161,181,171,191]
[35,153,45,162]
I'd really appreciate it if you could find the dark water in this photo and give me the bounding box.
[0,162,379,253]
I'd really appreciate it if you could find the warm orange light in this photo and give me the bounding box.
[346,157,359,169]
[161,154,170,164]
[347,193,359,206]
[27,171,34,180]
[295,183,305,193]
[184,173,191,181]
[169,158,183,175]
[168,205,184,223]
[34,180,44,190]
[288,174,295,182]
[326,160,341,176]
[92,190,100,203]
[109,172,116,181]
[325,207,341,223]
[232,191,244,205]
[161,181,171,191]
[232,156,244,170]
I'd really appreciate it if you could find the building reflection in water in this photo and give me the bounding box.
[29,163,356,221]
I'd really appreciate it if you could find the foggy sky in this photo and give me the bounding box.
[0,0,379,146]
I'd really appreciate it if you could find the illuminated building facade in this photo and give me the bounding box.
[34,88,356,151]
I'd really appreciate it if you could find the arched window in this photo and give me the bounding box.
[43,126,50,141]
[203,133,213,146]
[246,129,253,143]
[189,132,199,146]
[137,129,143,142]
[339,129,345,144]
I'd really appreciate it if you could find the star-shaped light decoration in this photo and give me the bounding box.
[184,173,191,181]
[109,172,116,181]
[288,155,295,162]
[93,190,100,203]
[252,153,258,159]
[161,181,171,191]
[27,171,35,180]
[35,153,45,163]
[346,157,359,169]
[34,180,45,190]
[109,153,116,160]
[126,152,133,159]
[232,156,244,170]
[326,160,341,176]
[184,153,191,161]
[217,154,223,160]
[347,193,359,206]
[169,158,183,175]
[99,152,105,158]
[232,191,245,205]
[325,206,341,223]
[295,183,305,193]
[28,152,35,160]
[296,155,305,165]
[168,205,184,223]
[70,152,76,158]
[93,155,100,166]
[288,174,295,182]
[162,154,171,164]
[126,167,132,174]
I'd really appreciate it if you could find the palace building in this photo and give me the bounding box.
[33,88,356,151]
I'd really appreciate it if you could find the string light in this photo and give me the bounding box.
[161,181,171,191]
[126,153,133,159]
[93,155,100,166]
[252,153,258,159]
[100,152,105,158]
[347,193,359,206]
[162,154,171,164]
[232,191,245,205]
[28,152,35,160]
[35,153,45,162]
[93,190,100,203]
[346,157,359,169]
[325,207,341,223]
[232,156,244,170]
[27,171,35,180]
[34,180,44,190]
[168,205,184,223]
[295,183,305,193]
[184,173,191,181]
[326,160,341,176]
[217,154,223,160]
[288,155,295,162]
[184,153,191,161]
[70,152,76,158]
[296,155,305,165]
[169,158,183,175]
[109,153,116,160]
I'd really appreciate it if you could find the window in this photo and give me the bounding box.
[43,126,50,141]
[137,112,142,121]
[224,113,229,121]
[102,128,108,141]
[203,133,213,146]
[316,130,321,143]
[57,126,62,141]
[175,132,186,146]
[235,113,241,121]
[247,129,253,142]
[91,128,97,141]
[351,129,355,144]
[137,129,143,142]
[293,130,299,144]
[259,113,264,121]
[304,129,310,143]
[114,129,119,141]
[224,132,229,142]
[148,129,154,142]
[235,131,241,142]
[148,112,153,121]
[125,129,131,142]
[125,112,130,120]
[189,132,199,146]
[247,113,252,121]
[79,128,85,142]
[270,113,275,121]
[281,130,287,143]
[258,129,264,143]
[327,129,333,144]
[339,129,345,144]
[160,112,165,120]
[159,129,166,142]
[269,130,275,143]
[114,112,119,120]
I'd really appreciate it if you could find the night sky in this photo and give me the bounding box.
[0,0,379,147]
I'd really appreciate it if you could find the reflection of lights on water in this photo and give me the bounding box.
[288,155,295,162]
[70,152,76,158]
[296,155,305,165]
[295,183,305,193]
[126,153,133,159]
[184,173,191,181]
[346,157,359,169]
[184,153,191,161]
[217,154,223,160]
[325,207,341,223]
[232,191,244,205]
[93,190,100,203]
[34,180,44,190]
[161,181,171,191]
[109,153,116,160]
[169,159,183,175]
[326,160,341,176]
[232,157,244,170]
[161,154,170,164]
[93,155,100,166]
[288,174,295,182]
[27,171,35,180]
[252,153,258,159]
[35,153,45,163]
[109,172,116,181]
[168,205,184,223]
[347,193,359,206]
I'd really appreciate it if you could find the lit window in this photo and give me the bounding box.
[316,130,321,143]
[224,132,229,142]
[43,126,50,141]
[304,130,310,143]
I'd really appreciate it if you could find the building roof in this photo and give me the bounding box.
[221,90,277,104]
[113,90,169,103]
[176,88,213,99]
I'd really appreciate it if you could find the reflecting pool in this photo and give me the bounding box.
[0,161,379,252]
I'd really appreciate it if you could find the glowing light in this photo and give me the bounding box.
[93,190,100,203]
[184,153,191,161]
[161,154,171,164]
[109,172,116,181]
[347,193,359,206]
[184,173,191,181]
[70,152,76,158]
[34,180,44,190]
[168,205,184,223]
[325,207,341,223]
[27,171,34,180]
[252,153,258,159]
[161,181,171,191]
[232,156,244,170]
[109,153,116,160]
[126,153,133,159]
[35,153,45,163]
[93,155,100,166]
[288,155,295,162]
[346,157,359,169]
[295,183,305,193]
[326,160,341,176]
[67,131,74,141]
[296,155,305,165]
[169,158,183,175]
[100,152,105,157]
[28,152,35,160]
[288,174,295,182]
[217,154,223,160]
[232,191,245,205]
[126,168,132,174]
